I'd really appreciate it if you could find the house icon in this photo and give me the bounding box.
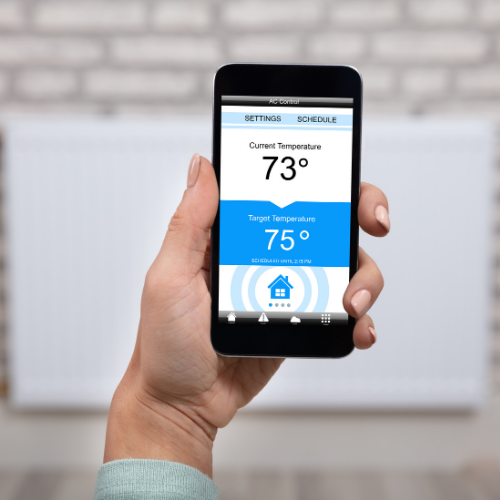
[227,312,237,323]
[268,275,293,300]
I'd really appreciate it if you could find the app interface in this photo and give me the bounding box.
[219,95,353,326]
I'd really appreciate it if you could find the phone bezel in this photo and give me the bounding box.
[210,63,362,358]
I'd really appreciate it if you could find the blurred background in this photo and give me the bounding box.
[0,1,499,499]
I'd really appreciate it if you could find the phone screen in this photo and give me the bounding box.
[218,95,353,327]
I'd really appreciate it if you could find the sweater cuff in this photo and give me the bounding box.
[93,459,219,500]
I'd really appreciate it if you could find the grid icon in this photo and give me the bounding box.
[321,313,331,325]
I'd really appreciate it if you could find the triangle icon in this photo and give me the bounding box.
[259,313,269,323]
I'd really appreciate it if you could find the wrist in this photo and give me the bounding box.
[104,368,216,478]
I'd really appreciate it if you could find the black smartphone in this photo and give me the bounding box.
[210,63,362,358]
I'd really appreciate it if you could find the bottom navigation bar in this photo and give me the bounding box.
[219,311,348,326]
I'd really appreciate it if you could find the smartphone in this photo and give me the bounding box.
[210,64,362,358]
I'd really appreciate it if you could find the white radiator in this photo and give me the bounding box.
[4,118,494,409]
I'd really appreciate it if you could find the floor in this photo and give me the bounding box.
[1,468,500,500]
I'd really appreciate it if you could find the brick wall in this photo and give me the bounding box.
[0,1,498,116]
[0,0,498,393]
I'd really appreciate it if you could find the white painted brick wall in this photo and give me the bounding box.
[401,69,449,96]
[0,37,103,66]
[330,1,401,27]
[457,68,500,96]
[428,100,500,119]
[307,34,367,61]
[84,70,198,99]
[360,67,395,96]
[373,32,488,63]
[408,0,471,26]
[0,73,8,98]
[34,1,146,32]
[0,102,105,116]
[478,1,500,26]
[152,2,213,31]
[110,37,222,66]
[15,70,77,99]
[221,1,322,29]
[0,2,24,30]
[229,36,302,62]
[0,1,495,112]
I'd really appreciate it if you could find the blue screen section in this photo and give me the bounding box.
[220,200,351,267]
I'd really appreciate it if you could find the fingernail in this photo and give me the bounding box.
[351,289,372,317]
[368,327,377,344]
[187,153,200,188]
[375,205,390,232]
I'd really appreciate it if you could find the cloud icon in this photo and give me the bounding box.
[290,316,301,324]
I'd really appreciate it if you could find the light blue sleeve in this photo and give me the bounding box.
[93,459,219,500]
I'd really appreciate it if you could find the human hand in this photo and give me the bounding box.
[103,154,389,476]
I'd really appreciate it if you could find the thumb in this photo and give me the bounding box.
[156,154,219,280]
